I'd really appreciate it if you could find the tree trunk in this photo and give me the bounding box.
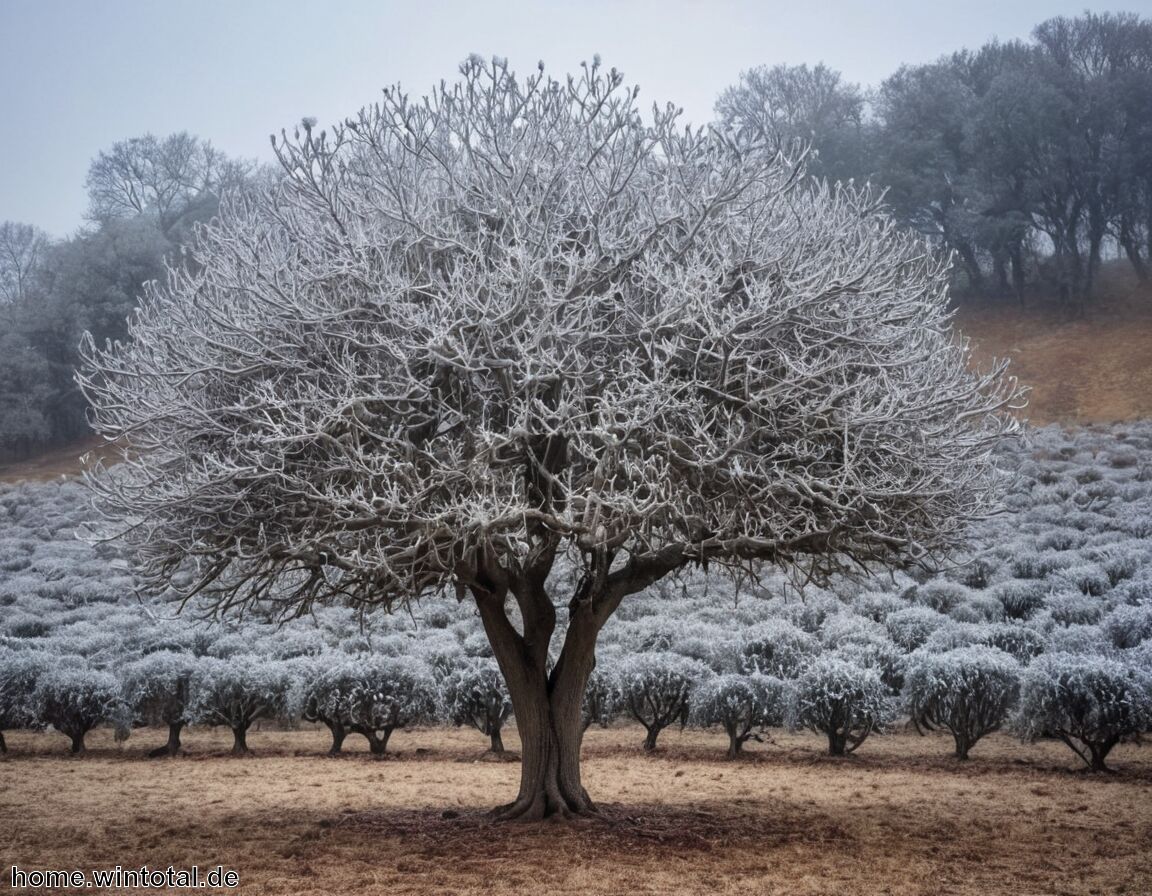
[326,722,346,755]
[1087,738,1117,773]
[69,731,86,754]
[367,728,391,756]
[0,731,6,754]
[489,726,505,754]
[953,733,970,760]
[230,726,249,755]
[475,587,598,821]
[827,730,846,757]
[642,725,661,752]
[149,721,183,758]
[726,725,743,759]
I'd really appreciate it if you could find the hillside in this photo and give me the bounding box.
[959,270,1152,426]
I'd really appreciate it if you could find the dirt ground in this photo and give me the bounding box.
[2,724,1149,896]
[957,274,1152,427]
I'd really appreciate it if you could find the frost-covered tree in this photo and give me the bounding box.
[33,661,125,754]
[691,672,785,757]
[120,650,196,757]
[619,652,708,751]
[442,656,513,752]
[79,57,1020,818]
[904,646,1020,759]
[187,657,291,754]
[0,650,51,752]
[328,655,439,754]
[1016,653,1152,771]
[789,656,892,755]
[288,660,353,754]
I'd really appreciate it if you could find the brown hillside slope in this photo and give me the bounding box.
[958,270,1152,426]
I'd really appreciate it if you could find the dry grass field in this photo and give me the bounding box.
[2,724,1150,895]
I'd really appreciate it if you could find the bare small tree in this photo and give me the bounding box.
[80,57,1021,820]
[0,221,48,305]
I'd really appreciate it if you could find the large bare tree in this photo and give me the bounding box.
[80,57,1021,820]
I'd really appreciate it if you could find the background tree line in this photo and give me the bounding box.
[3,10,1149,462]
[0,134,260,462]
[718,11,1152,307]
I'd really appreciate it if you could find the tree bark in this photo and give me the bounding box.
[69,731,86,754]
[489,726,505,754]
[726,727,743,759]
[0,731,6,754]
[230,725,249,755]
[827,730,846,756]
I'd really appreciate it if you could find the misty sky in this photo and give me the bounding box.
[1,0,1145,236]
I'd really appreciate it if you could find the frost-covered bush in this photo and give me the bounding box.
[441,656,513,752]
[0,650,51,752]
[305,655,439,755]
[975,623,1045,665]
[886,607,949,651]
[736,620,820,678]
[904,647,1020,759]
[1016,653,1152,771]
[1101,605,1152,650]
[120,651,197,757]
[581,665,621,733]
[1046,591,1105,627]
[691,673,785,757]
[1060,563,1111,598]
[33,661,126,754]
[853,592,906,624]
[187,657,292,754]
[618,652,709,751]
[993,581,1047,621]
[912,582,971,614]
[787,656,893,755]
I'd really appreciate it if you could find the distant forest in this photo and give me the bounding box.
[2,10,1151,461]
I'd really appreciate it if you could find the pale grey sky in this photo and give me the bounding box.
[1,0,1146,236]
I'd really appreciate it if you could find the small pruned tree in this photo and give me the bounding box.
[331,655,440,755]
[1016,653,1152,771]
[442,656,513,753]
[691,672,786,758]
[33,661,125,754]
[79,56,1021,819]
[291,660,353,754]
[0,650,51,752]
[187,656,290,754]
[789,656,892,756]
[120,650,196,757]
[904,646,1020,759]
[619,652,709,751]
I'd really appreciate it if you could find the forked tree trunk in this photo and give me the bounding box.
[231,725,249,755]
[366,728,392,756]
[475,588,599,821]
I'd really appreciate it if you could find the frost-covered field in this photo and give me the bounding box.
[1,422,1151,769]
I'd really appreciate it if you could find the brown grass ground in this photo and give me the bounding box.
[2,724,1149,895]
[957,271,1152,426]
